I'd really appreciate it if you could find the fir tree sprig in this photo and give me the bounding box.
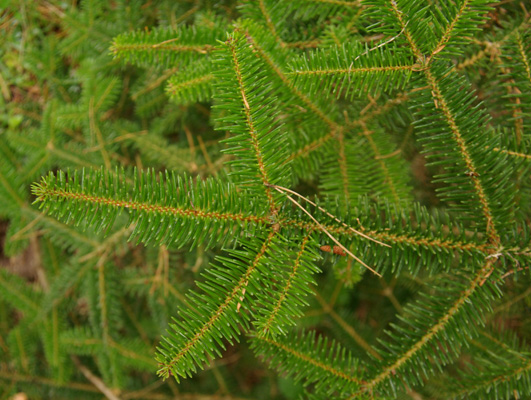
[2,0,530,398]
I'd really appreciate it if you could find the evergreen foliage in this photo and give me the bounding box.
[1,0,530,399]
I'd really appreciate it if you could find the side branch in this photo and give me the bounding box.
[492,147,531,160]
[166,74,214,97]
[255,335,364,385]
[287,64,415,77]
[33,186,268,225]
[257,234,312,336]
[355,259,496,396]
[281,217,486,254]
[158,231,276,377]
[226,37,277,213]
[111,43,213,54]
[241,26,337,128]
[423,68,500,245]
[388,0,423,59]
[431,0,471,56]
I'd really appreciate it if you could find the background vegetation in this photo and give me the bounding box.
[0,0,530,399]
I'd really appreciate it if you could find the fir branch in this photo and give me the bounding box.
[251,330,364,397]
[0,269,42,318]
[7,1,531,396]
[282,203,485,256]
[420,67,504,245]
[226,35,276,208]
[32,169,268,247]
[430,0,493,58]
[287,42,415,99]
[166,60,215,105]
[375,0,511,245]
[254,234,319,337]
[356,259,500,395]
[285,128,337,163]
[363,0,430,58]
[256,0,282,45]
[492,147,531,160]
[442,330,531,399]
[237,21,338,129]
[213,31,292,211]
[110,25,222,68]
[157,232,277,381]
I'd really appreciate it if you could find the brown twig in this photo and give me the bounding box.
[71,356,121,400]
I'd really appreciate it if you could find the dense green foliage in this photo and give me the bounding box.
[1,0,530,399]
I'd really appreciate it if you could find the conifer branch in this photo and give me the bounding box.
[6,1,531,396]
[517,34,531,76]
[430,0,478,57]
[225,36,277,212]
[256,335,362,384]
[251,331,364,396]
[157,231,276,380]
[32,169,269,247]
[356,259,497,395]
[492,147,531,160]
[255,234,313,336]
[387,0,423,59]
[285,128,337,162]
[380,0,505,245]
[110,25,222,68]
[281,216,485,253]
[34,185,265,225]
[257,0,282,45]
[289,64,414,77]
[239,23,337,129]
[422,68,501,246]
[357,122,402,204]
[337,129,350,201]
